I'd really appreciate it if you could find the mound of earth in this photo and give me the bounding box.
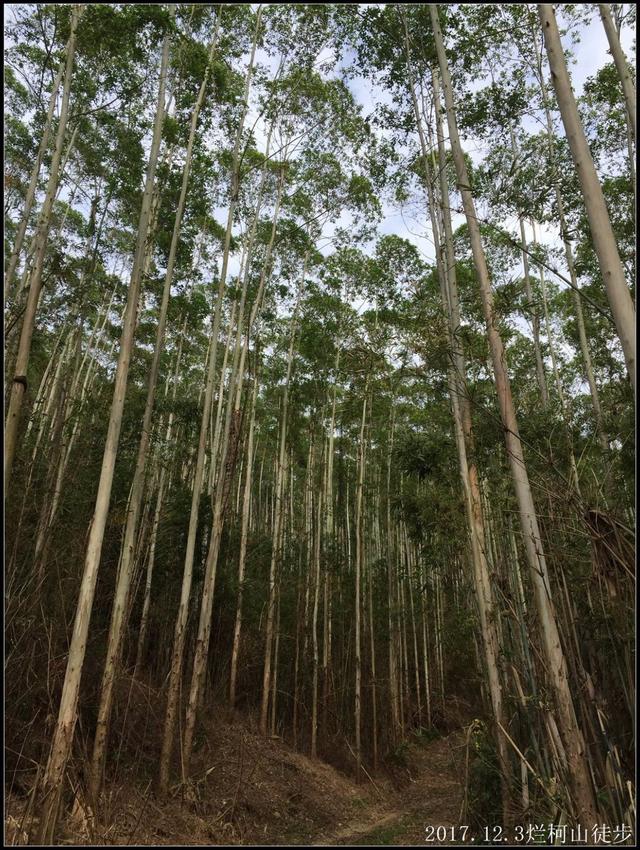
[5,686,468,846]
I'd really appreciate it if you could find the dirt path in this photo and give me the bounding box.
[4,727,467,846]
[310,730,466,846]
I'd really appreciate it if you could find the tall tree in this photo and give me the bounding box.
[431,3,599,828]
[538,4,635,396]
[5,4,84,496]
[89,16,221,802]
[36,17,173,840]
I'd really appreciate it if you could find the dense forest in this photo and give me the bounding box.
[4,3,636,846]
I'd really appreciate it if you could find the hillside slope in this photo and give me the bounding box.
[5,710,466,846]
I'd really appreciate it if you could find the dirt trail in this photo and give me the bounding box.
[4,720,467,846]
[310,730,466,846]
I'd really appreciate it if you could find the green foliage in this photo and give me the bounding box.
[465,723,503,835]
[4,4,635,831]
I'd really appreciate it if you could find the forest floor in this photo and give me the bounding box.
[308,729,466,846]
[5,691,468,846]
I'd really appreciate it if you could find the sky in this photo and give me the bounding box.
[4,3,635,335]
[336,5,635,267]
[313,4,634,373]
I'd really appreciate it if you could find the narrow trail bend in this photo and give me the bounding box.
[310,729,466,846]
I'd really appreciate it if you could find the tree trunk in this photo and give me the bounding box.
[184,148,285,772]
[229,363,259,707]
[598,4,636,140]
[536,92,609,451]
[354,388,367,782]
[385,407,400,745]
[311,469,322,758]
[508,130,549,406]
[530,220,583,501]
[157,9,262,794]
[260,266,306,735]
[538,3,635,396]
[432,4,599,827]
[4,55,66,307]
[36,20,172,842]
[89,28,220,802]
[403,37,514,812]
[5,4,83,497]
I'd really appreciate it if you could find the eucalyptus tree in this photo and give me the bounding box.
[4,42,66,307]
[5,4,83,496]
[229,14,382,747]
[158,3,262,795]
[440,0,633,720]
[450,53,590,504]
[538,4,635,396]
[501,5,633,502]
[471,3,628,450]
[259,261,307,738]
[430,3,599,827]
[89,6,225,802]
[294,282,349,752]
[3,5,636,841]
[347,2,516,807]
[4,3,166,374]
[5,3,177,565]
[4,0,168,774]
[36,11,174,840]
[597,4,636,140]
[183,147,288,770]
[257,246,364,745]
[228,357,260,708]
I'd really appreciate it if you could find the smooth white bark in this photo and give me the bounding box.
[539,4,635,396]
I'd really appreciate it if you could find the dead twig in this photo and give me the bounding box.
[229,733,245,823]
[459,721,475,824]
[344,737,384,799]
[125,779,153,845]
